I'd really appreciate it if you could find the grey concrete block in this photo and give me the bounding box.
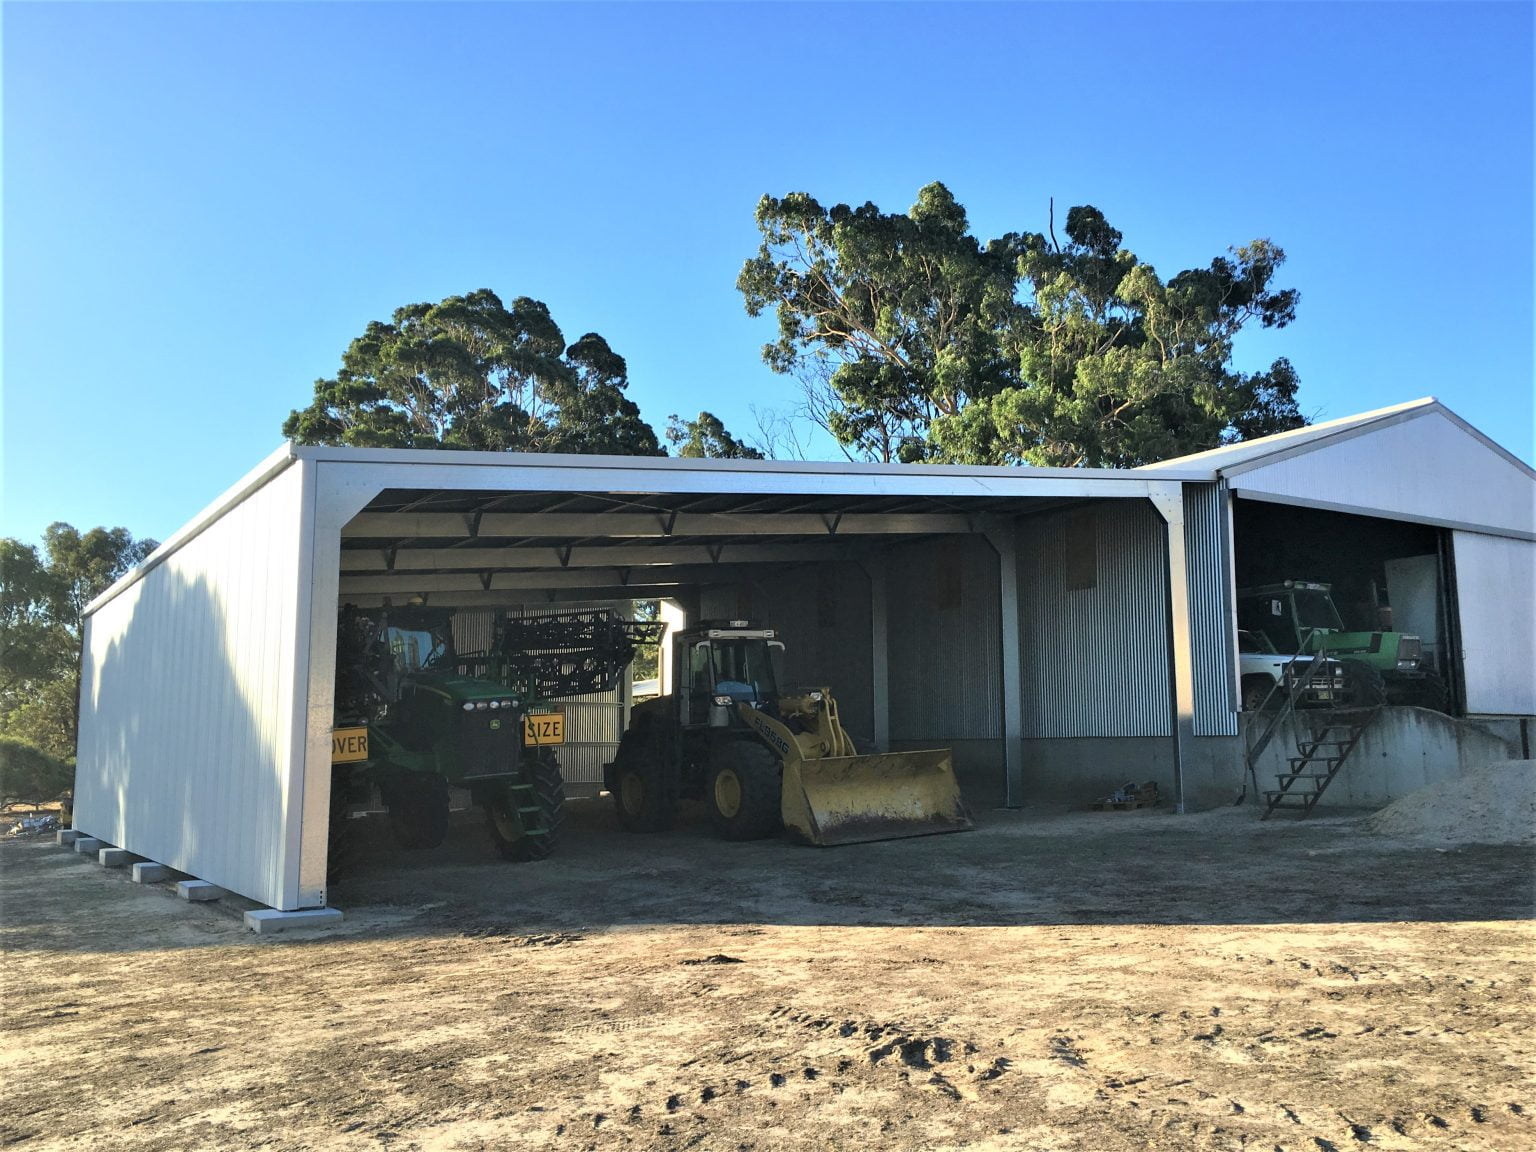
[131,862,174,884]
[73,837,105,855]
[98,847,138,868]
[244,908,344,934]
[56,829,82,846]
[177,880,223,902]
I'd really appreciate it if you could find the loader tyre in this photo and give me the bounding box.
[485,748,565,862]
[707,740,782,841]
[612,724,676,833]
[386,771,450,849]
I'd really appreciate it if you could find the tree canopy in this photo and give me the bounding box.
[283,290,664,456]
[665,411,764,459]
[0,524,157,763]
[738,183,1304,466]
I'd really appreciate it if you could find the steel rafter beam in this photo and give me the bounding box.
[338,562,808,595]
[340,510,979,540]
[338,541,862,572]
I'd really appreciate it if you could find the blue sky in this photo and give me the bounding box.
[4,1,1532,545]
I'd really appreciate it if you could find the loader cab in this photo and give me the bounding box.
[674,622,784,728]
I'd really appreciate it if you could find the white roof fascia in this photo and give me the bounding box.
[291,443,1210,485]
[1139,398,1535,482]
[83,443,301,618]
[1135,397,1440,476]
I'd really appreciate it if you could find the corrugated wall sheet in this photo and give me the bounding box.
[75,463,308,910]
[886,537,1003,741]
[1018,500,1170,737]
[1185,482,1239,736]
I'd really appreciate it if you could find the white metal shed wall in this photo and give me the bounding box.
[76,459,312,910]
[1452,532,1536,715]
[1227,411,1534,539]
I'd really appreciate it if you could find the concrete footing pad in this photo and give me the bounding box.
[244,908,344,934]
[73,837,105,855]
[56,830,81,846]
[99,848,138,868]
[177,880,223,902]
[132,862,175,884]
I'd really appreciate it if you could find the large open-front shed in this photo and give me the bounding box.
[74,399,1535,911]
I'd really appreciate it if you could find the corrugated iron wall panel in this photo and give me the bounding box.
[1185,482,1239,735]
[749,563,876,744]
[1018,500,1170,737]
[75,463,307,910]
[886,537,1002,741]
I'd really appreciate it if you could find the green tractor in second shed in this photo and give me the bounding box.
[329,607,661,873]
[1235,580,1449,710]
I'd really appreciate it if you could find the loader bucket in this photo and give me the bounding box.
[781,748,973,847]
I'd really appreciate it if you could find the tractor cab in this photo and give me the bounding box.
[675,622,784,727]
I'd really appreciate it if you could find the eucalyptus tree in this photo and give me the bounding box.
[283,289,663,456]
[738,183,1304,467]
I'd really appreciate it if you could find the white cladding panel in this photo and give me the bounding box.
[75,464,309,909]
[1230,412,1535,539]
[1452,532,1536,715]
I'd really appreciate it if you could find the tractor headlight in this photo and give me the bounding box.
[713,695,734,707]
[475,701,489,711]
[462,702,475,712]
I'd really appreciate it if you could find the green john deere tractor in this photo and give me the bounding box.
[329,607,661,876]
[1234,581,1449,711]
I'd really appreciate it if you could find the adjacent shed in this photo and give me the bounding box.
[74,398,1535,911]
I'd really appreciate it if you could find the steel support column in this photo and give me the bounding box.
[982,524,1025,808]
[1150,483,1194,814]
[861,561,891,753]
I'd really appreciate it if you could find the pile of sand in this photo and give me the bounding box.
[1364,759,1536,845]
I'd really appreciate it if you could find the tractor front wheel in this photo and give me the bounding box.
[484,748,565,862]
[385,772,450,850]
[707,741,782,841]
[612,726,677,833]
[1341,659,1386,708]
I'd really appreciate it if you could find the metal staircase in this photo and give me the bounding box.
[1261,707,1379,819]
[1242,639,1380,819]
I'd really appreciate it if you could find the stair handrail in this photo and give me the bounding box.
[1242,632,1333,801]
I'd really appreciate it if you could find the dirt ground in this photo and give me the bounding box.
[2,797,1533,1151]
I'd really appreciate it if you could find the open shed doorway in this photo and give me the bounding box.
[1231,498,1459,711]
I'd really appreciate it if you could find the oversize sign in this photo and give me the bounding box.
[522,712,565,745]
[332,726,369,763]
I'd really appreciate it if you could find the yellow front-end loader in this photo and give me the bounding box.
[604,621,973,846]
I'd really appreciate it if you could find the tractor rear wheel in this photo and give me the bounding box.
[1405,672,1450,713]
[484,747,565,862]
[326,767,360,883]
[612,724,677,833]
[707,740,782,841]
[386,772,450,849]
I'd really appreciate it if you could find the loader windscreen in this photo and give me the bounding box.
[709,640,780,703]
